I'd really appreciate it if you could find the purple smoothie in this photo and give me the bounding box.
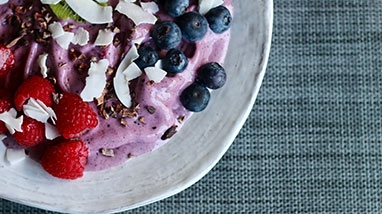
[0,0,233,171]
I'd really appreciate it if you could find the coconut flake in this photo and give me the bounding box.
[113,46,139,108]
[117,45,139,72]
[40,0,61,4]
[5,148,26,165]
[38,53,49,78]
[45,123,60,140]
[199,0,224,15]
[94,29,114,46]
[80,59,109,102]
[123,62,142,81]
[49,22,74,49]
[48,22,65,39]
[116,1,157,25]
[141,2,159,14]
[114,71,131,107]
[72,27,90,46]
[0,109,23,134]
[65,0,113,24]
[23,98,57,124]
[36,99,57,123]
[55,31,74,50]
[144,61,167,83]
[23,100,50,123]
[155,59,163,69]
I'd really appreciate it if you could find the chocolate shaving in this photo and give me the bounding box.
[120,118,127,127]
[52,93,63,104]
[106,66,114,75]
[98,102,109,119]
[7,34,25,48]
[44,13,52,23]
[99,148,114,157]
[38,19,47,30]
[145,106,156,114]
[177,115,186,124]
[14,6,26,15]
[106,105,117,118]
[94,89,107,106]
[161,125,178,140]
[63,24,75,31]
[42,31,51,39]
[138,116,145,123]
[120,108,138,118]
[101,109,109,120]
[146,80,155,86]
[58,62,67,67]
[134,103,141,110]
[114,103,123,113]
[75,62,90,73]
[33,12,43,21]
[69,48,82,60]
[48,77,57,85]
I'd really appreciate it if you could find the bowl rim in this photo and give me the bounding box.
[0,1,274,213]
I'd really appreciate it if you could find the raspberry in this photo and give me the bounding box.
[0,89,12,134]
[13,116,45,148]
[41,139,88,180]
[53,92,98,139]
[14,75,56,111]
[0,45,15,79]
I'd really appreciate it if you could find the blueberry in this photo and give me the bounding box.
[196,62,226,89]
[152,21,182,50]
[177,12,208,42]
[134,46,159,69]
[180,83,210,112]
[162,48,188,74]
[205,6,233,34]
[164,0,189,17]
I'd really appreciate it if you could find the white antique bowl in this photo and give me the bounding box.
[0,0,273,213]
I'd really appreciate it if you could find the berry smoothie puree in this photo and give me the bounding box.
[0,0,233,172]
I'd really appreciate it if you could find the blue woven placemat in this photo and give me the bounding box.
[3,0,382,213]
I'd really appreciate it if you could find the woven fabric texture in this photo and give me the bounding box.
[2,0,382,213]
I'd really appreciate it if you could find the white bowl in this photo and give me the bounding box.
[0,1,273,213]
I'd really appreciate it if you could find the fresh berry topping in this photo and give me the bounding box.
[14,76,56,111]
[134,45,159,69]
[41,139,88,180]
[152,21,182,50]
[162,48,188,74]
[196,62,226,89]
[205,6,233,34]
[0,89,12,134]
[0,45,15,79]
[180,83,210,112]
[13,116,45,148]
[177,12,208,42]
[53,92,98,139]
[164,0,189,17]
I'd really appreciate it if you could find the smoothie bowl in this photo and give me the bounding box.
[0,0,273,213]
